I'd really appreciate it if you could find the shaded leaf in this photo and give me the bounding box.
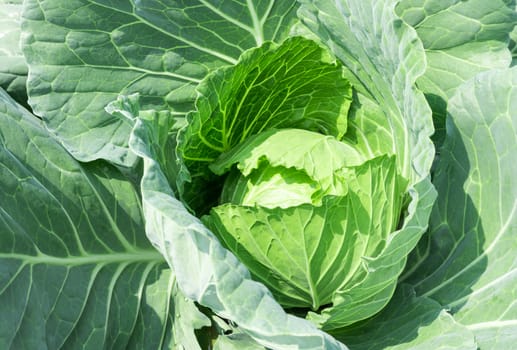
[0,88,209,349]
[405,67,517,349]
[333,285,476,350]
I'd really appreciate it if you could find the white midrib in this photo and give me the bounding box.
[0,250,164,266]
[246,0,264,46]
[467,319,517,331]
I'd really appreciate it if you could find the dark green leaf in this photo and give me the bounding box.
[0,88,209,349]
[22,0,298,166]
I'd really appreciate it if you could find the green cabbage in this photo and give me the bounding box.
[2,0,515,349]
[176,35,429,329]
[205,129,408,311]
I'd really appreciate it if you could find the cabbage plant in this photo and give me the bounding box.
[0,0,516,349]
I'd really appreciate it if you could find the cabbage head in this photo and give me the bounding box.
[176,36,434,329]
[205,128,408,310]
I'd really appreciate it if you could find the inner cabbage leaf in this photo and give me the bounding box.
[176,36,353,213]
[212,128,365,207]
[205,144,407,310]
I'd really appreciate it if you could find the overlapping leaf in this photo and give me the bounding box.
[296,0,437,330]
[211,128,364,201]
[0,0,27,106]
[0,89,209,349]
[404,67,517,349]
[298,0,435,183]
[177,36,353,212]
[206,155,405,310]
[129,112,348,350]
[396,0,517,145]
[334,285,476,350]
[22,0,298,166]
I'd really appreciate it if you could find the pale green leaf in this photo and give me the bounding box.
[22,0,298,166]
[205,155,407,313]
[213,332,266,350]
[220,163,318,209]
[0,0,27,105]
[309,177,436,330]
[404,67,517,349]
[212,129,363,177]
[396,0,517,145]
[510,2,517,66]
[129,114,348,350]
[212,128,364,207]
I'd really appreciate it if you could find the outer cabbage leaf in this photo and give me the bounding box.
[298,0,435,183]
[0,0,27,106]
[0,89,209,349]
[333,285,476,350]
[403,67,517,349]
[511,3,517,66]
[128,112,348,350]
[21,0,298,166]
[396,0,517,145]
[213,334,266,350]
[208,317,267,350]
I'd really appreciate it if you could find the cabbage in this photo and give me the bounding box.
[1,0,515,349]
[205,128,408,313]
